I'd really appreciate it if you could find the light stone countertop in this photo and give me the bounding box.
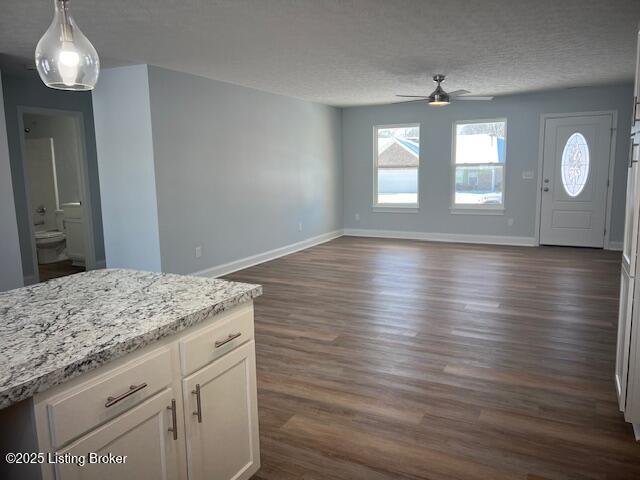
[0,268,262,410]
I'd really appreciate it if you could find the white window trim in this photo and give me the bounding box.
[451,118,507,214]
[373,123,420,212]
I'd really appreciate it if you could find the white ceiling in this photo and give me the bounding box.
[1,0,639,106]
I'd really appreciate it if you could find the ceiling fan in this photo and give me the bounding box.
[396,74,493,106]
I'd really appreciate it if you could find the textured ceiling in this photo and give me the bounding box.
[0,0,639,106]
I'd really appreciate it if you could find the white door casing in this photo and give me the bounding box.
[540,114,613,247]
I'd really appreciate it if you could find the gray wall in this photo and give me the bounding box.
[342,85,633,242]
[92,65,162,271]
[0,72,23,292]
[147,66,343,274]
[1,72,105,280]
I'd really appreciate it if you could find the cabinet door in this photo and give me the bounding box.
[624,270,640,423]
[616,265,634,411]
[623,145,640,274]
[54,388,186,480]
[183,341,260,480]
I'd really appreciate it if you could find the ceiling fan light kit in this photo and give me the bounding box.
[428,75,450,106]
[35,0,100,91]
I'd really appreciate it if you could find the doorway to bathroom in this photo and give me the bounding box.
[19,107,98,283]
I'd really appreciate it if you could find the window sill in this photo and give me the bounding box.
[449,207,505,216]
[373,205,419,213]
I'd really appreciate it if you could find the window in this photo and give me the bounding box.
[374,124,420,208]
[561,132,589,197]
[452,119,506,210]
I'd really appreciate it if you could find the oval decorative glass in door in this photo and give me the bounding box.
[561,132,590,197]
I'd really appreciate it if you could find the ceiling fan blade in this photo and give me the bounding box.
[448,89,470,97]
[454,96,494,101]
[394,99,429,104]
[395,94,430,98]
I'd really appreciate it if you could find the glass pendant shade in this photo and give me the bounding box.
[35,0,99,91]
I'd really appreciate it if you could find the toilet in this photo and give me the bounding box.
[34,230,67,264]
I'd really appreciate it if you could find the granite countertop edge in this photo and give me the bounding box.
[0,274,262,410]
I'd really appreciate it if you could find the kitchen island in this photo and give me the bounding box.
[0,268,262,480]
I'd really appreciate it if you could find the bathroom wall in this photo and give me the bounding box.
[0,71,23,292]
[24,138,58,232]
[1,71,105,282]
[24,113,83,206]
[342,85,633,244]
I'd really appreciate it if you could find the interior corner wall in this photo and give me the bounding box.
[146,66,343,275]
[341,85,633,243]
[92,65,162,271]
[1,71,105,281]
[0,71,23,292]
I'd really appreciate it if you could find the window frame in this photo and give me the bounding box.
[450,118,507,214]
[373,123,421,212]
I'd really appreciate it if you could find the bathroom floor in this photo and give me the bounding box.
[38,260,84,282]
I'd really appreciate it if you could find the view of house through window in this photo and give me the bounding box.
[375,125,419,206]
[454,120,506,207]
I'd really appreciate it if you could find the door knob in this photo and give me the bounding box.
[543,187,549,192]
[543,179,550,183]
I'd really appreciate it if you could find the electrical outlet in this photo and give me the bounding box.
[507,218,514,227]
[195,245,202,258]
[298,222,303,232]
[355,213,360,222]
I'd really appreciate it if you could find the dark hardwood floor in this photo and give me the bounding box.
[38,259,84,282]
[225,236,640,480]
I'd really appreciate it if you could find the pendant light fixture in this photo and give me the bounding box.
[35,0,99,91]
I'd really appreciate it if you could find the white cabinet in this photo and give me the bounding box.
[633,24,640,135]
[183,341,260,480]
[31,303,259,480]
[616,265,634,411]
[616,22,640,436]
[54,389,183,480]
[623,145,640,275]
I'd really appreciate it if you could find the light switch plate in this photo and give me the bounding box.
[522,170,534,180]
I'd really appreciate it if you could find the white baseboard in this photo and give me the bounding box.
[607,241,623,251]
[191,227,549,279]
[193,230,343,278]
[343,228,537,247]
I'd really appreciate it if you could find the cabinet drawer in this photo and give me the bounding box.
[46,347,173,449]
[180,305,254,376]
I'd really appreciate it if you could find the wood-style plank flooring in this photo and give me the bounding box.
[224,236,640,479]
[38,259,84,282]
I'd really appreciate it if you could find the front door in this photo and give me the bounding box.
[540,114,613,247]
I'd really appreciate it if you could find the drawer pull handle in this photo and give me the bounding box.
[192,384,203,423]
[105,383,148,408]
[167,399,178,440]
[215,332,242,348]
